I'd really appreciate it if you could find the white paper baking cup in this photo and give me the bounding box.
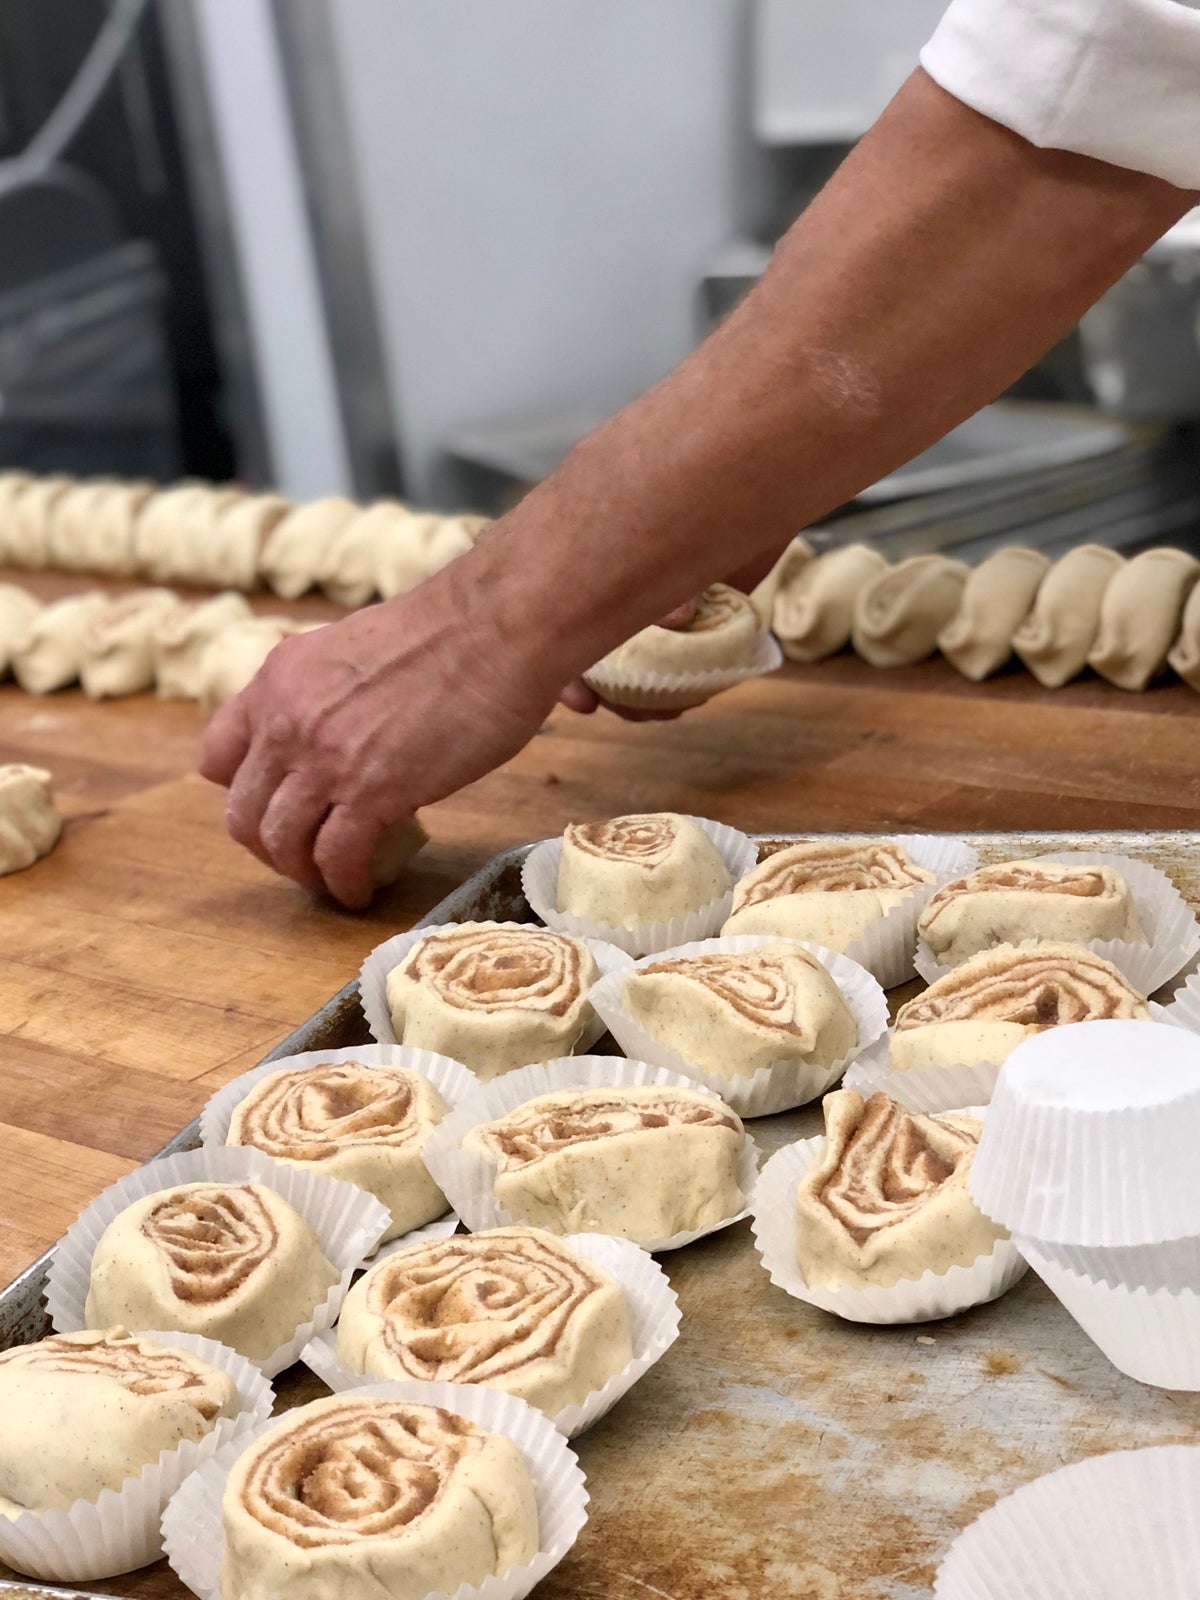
[834,833,981,989]
[588,935,887,1117]
[358,921,632,1056]
[0,1330,273,1583]
[582,629,783,712]
[915,849,1200,996]
[301,1230,680,1439]
[521,815,759,958]
[421,1057,759,1251]
[44,1147,391,1378]
[199,1043,477,1254]
[1161,969,1200,1034]
[750,1118,1026,1324]
[843,1039,1005,1111]
[161,1378,588,1600]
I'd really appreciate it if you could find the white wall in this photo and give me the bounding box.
[326,0,751,504]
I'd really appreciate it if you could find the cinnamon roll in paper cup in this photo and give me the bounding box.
[45,1147,389,1378]
[521,813,758,958]
[199,1044,476,1252]
[422,1057,758,1251]
[162,1380,588,1600]
[0,1328,272,1583]
[589,935,887,1116]
[302,1228,680,1438]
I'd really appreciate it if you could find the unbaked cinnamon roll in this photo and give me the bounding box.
[0,1328,240,1512]
[84,1181,338,1363]
[220,1395,539,1600]
[227,1062,450,1241]
[891,941,1148,1070]
[0,763,61,877]
[385,922,601,1078]
[557,812,731,928]
[462,1085,747,1242]
[795,1090,1004,1289]
[724,837,933,949]
[585,583,764,684]
[337,1225,632,1414]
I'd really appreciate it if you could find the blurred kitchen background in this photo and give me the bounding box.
[3,0,1200,560]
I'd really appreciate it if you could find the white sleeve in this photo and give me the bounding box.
[921,0,1200,190]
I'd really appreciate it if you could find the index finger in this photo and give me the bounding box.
[198,695,253,788]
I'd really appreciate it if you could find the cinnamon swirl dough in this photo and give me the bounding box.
[937,546,1049,681]
[80,588,179,699]
[852,554,969,667]
[197,617,323,715]
[337,1226,632,1413]
[220,1395,539,1600]
[0,764,61,876]
[795,1091,1004,1289]
[0,1329,239,1513]
[0,584,41,676]
[4,475,72,567]
[1088,547,1200,691]
[891,942,1149,1070]
[723,837,934,949]
[385,923,601,1078]
[374,511,480,599]
[557,813,731,928]
[84,1182,338,1362]
[11,590,108,693]
[227,1062,450,1241]
[919,860,1146,966]
[153,592,254,700]
[202,493,291,592]
[586,584,764,685]
[772,543,888,662]
[1012,544,1124,687]
[260,496,358,599]
[462,1086,747,1241]
[623,942,857,1078]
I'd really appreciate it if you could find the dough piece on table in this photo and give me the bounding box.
[749,537,813,627]
[134,484,246,585]
[724,837,933,949]
[1012,544,1124,687]
[0,471,35,562]
[220,1394,539,1600]
[919,859,1146,967]
[0,764,62,876]
[197,492,290,592]
[336,1225,633,1414]
[853,554,970,667]
[463,1085,747,1242]
[80,588,179,699]
[795,1090,1004,1290]
[773,543,888,662]
[890,941,1148,1071]
[937,546,1050,681]
[84,1180,338,1363]
[623,941,857,1079]
[1167,579,1200,692]
[153,591,254,700]
[386,922,600,1078]
[0,1328,239,1513]
[4,475,74,568]
[374,509,477,599]
[557,812,731,929]
[11,590,108,693]
[227,1060,450,1241]
[260,496,358,599]
[0,584,41,676]
[197,616,323,715]
[1087,547,1200,691]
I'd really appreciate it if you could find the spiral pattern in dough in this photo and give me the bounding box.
[229,1063,436,1161]
[0,1329,232,1418]
[736,838,931,908]
[924,861,1114,918]
[398,925,592,1018]
[683,585,757,634]
[564,814,680,868]
[142,1185,280,1305]
[895,942,1146,1034]
[638,946,832,1037]
[476,1087,741,1170]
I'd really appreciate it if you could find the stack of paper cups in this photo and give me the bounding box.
[970,1019,1200,1389]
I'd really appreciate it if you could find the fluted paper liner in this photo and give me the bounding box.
[836,833,980,988]
[935,1445,1200,1598]
[301,1230,680,1438]
[199,1044,476,1255]
[589,935,887,1116]
[1161,969,1200,1034]
[45,1146,390,1378]
[582,628,783,712]
[915,849,1200,996]
[358,921,632,1051]
[421,1057,759,1251]
[750,1119,1026,1324]
[0,1330,273,1583]
[843,1040,1004,1112]
[161,1378,588,1600]
[521,815,758,958]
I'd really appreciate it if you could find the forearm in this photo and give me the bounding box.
[458,68,1193,687]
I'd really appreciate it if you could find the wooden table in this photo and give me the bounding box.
[2,569,1200,1289]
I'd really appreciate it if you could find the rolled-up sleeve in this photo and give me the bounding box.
[921,0,1200,190]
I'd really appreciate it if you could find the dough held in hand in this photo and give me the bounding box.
[85,1180,339,1363]
[724,837,933,949]
[1012,544,1124,687]
[853,554,969,667]
[773,544,888,662]
[80,588,179,699]
[196,616,322,715]
[336,1225,633,1415]
[585,583,768,709]
[373,509,478,600]
[0,1328,240,1513]
[938,546,1049,680]
[1087,547,1200,691]
[0,764,62,876]
[11,590,108,693]
[919,858,1146,967]
[260,496,358,599]
[1167,579,1200,691]
[0,584,41,676]
[557,812,731,929]
[153,592,254,700]
[795,1090,1004,1290]
[219,1395,539,1600]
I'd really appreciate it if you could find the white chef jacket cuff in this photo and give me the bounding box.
[921,0,1200,191]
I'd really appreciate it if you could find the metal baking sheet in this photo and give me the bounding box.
[3,831,1199,1600]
